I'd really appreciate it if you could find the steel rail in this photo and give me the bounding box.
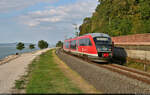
[60,49,150,85]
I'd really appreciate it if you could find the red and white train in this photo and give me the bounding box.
[63,33,114,62]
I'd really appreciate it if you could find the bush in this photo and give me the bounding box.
[16,42,25,51]
[38,40,49,49]
[29,44,35,50]
[56,41,63,47]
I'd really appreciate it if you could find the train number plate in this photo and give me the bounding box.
[96,38,108,41]
[102,48,107,51]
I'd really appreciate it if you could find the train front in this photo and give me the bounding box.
[93,36,113,62]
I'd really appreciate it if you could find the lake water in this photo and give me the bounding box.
[0,46,39,59]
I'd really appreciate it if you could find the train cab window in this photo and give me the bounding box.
[93,37,111,45]
[79,38,92,46]
[93,37,112,50]
[70,40,76,50]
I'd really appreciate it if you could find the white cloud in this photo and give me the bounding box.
[0,0,99,44]
[20,0,98,27]
[37,17,62,22]
[0,0,58,13]
[27,21,40,27]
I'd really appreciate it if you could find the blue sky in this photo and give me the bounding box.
[0,0,99,45]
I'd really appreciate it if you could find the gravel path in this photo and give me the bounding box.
[0,48,50,93]
[56,49,150,93]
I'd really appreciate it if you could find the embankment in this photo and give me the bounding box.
[0,48,50,93]
[112,33,150,63]
[0,55,19,65]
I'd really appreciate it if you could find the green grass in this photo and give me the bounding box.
[124,60,150,72]
[15,80,25,89]
[26,49,82,94]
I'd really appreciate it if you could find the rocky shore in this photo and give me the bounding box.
[0,54,19,65]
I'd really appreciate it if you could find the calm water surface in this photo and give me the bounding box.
[0,46,38,59]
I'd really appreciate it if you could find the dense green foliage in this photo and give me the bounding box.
[16,42,25,51]
[79,0,150,36]
[56,41,63,47]
[29,44,35,50]
[38,40,48,49]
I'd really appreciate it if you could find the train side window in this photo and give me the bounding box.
[84,39,88,46]
[65,42,66,48]
[79,38,92,46]
[79,39,85,46]
[73,40,76,49]
[70,41,73,49]
[70,40,76,50]
[88,39,92,46]
[76,40,78,48]
[65,41,70,48]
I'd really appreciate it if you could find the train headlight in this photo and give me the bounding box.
[103,53,109,58]
[102,47,107,51]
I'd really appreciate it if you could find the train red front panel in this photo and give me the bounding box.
[77,35,97,55]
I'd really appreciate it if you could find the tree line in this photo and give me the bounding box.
[79,0,150,36]
[16,40,49,53]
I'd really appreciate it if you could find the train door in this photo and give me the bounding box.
[79,38,90,54]
[85,38,93,54]
[76,40,79,51]
[78,38,87,53]
[78,38,97,55]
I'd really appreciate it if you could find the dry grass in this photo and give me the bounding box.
[53,50,101,94]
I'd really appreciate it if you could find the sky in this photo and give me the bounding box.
[0,0,99,45]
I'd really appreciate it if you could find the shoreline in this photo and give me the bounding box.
[0,47,40,60]
[0,49,40,65]
[0,48,51,93]
[0,54,19,65]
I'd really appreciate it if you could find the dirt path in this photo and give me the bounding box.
[0,48,50,93]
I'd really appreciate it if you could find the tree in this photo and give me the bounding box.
[16,42,25,52]
[79,0,150,36]
[38,40,49,49]
[29,44,35,50]
[56,41,63,47]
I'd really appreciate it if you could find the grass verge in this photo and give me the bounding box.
[53,49,100,93]
[25,49,82,93]
[123,58,150,72]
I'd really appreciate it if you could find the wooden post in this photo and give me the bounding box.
[144,64,147,71]
[144,51,147,71]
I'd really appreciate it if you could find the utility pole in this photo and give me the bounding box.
[72,23,79,37]
[64,35,67,40]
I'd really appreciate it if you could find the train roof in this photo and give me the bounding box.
[83,33,110,38]
[64,33,110,41]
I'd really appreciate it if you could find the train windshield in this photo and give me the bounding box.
[93,37,112,44]
[93,37,112,51]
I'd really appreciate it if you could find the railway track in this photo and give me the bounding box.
[93,63,150,85]
[60,49,150,85]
